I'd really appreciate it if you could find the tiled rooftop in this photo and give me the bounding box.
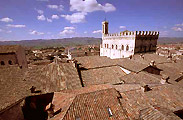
[75,56,148,72]
[120,84,183,119]
[52,88,129,120]
[81,66,126,86]
[120,71,161,84]
[0,62,82,111]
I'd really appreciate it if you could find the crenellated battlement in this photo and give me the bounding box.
[103,31,159,38]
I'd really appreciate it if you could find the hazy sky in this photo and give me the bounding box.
[0,0,183,41]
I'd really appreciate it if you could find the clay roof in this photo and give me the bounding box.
[132,53,169,64]
[25,63,82,92]
[75,56,148,72]
[0,45,21,54]
[120,71,161,84]
[52,88,129,120]
[75,56,116,69]
[0,66,31,111]
[120,84,183,119]
[81,66,126,86]
[156,64,183,84]
[113,58,148,72]
[0,62,82,111]
[140,105,181,120]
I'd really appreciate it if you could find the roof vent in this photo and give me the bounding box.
[140,54,144,59]
[160,75,169,84]
[141,85,151,92]
[150,61,156,66]
[107,107,113,117]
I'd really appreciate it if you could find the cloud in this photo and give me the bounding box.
[6,24,26,28]
[119,26,126,29]
[175,23,183,27]
[64,27,75,30]
[84,31,87,34]
[93,30,102,34]
[51,15,59,19]
[0,17,13,22]
[70,0,116,13]
[61,12,87,23]
[172,27,182,32]
[172,23,183,32]
[0,29,2,32]
[60,27,75,36]
[47,5,64,11]
[37,15,46,21]
[29,30,44,35]
[35,9,44,14]
[47,18,52,22]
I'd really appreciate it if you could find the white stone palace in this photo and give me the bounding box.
[100,21,159,59]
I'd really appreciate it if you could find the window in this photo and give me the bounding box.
[107,107,113,117]
[116,45,118,49]
[105,44,106,48]
[107,44,109,48]
[112,44,114,49]
[8,60,12,65]
[121,45,124,50]
[126,45,129,51]
[1,61,5,65]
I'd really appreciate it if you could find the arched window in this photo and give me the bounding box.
[1,61,5,65]
[8,60,12,65]
[116,45,118,49]
[121,45,124,50]
[112,44,114,49]
[105,44,106,48]
[107,44,109,48]
[126,45,129,51]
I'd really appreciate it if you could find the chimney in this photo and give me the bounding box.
[150,60,155,66]
[160,74,169,84]
[141,85,151,92]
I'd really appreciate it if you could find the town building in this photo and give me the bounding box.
[0,45,28,68]
[100,21,159,59]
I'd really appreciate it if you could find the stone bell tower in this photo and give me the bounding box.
[102,20,108,35]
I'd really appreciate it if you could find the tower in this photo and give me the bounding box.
[102,21,108,35]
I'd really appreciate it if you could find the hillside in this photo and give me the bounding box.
[0,37,182,48]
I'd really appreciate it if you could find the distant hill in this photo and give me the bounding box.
[0,37,102,48]
[0,37,182,48]
[157,37,183,44]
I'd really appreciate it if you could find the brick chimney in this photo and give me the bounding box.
[141,85,151,92]
[150,60,156,66]
[160,74,169,84]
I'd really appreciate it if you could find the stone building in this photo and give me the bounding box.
[100,21,159,59]
[0,45,28,68]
